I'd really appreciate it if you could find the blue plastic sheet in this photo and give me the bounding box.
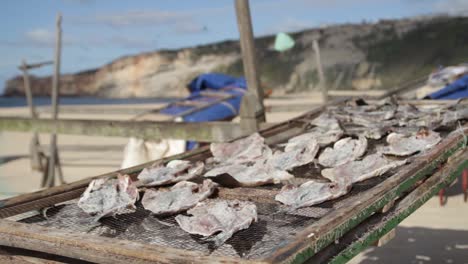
[159,73,247,150]
[428,75,468,100]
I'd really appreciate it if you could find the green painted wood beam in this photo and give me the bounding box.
[330,152,468,264]
[288,138,467,264]
[0,116,246,142]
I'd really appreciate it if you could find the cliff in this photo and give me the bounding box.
[4,15,468,98]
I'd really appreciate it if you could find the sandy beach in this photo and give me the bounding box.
[0,98,467,263]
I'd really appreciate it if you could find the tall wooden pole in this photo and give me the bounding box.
[234,0,265,132]
[313,39,328,104]
[46,13,65,187]
[21,60,43,171]
[21,60,37,119]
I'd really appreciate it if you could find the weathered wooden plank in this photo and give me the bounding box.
[0,220,262,264]
[0,246,80,264]
[0,117,247,142]
[377,75,428,99]
[265,126,468,264]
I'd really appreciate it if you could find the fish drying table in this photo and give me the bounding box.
[0,99,467,264]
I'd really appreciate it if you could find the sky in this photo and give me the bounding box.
[0,0,467,94]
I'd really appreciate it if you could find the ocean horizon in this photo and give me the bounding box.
[0,96,177,108]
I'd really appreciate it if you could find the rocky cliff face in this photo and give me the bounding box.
[4,16,468,98]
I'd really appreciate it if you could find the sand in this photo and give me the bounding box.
[0,98,467,262]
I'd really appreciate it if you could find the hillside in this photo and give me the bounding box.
[4,15,468,98]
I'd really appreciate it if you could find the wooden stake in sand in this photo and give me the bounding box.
[235,0,265,132]
[20,59,44,171]
[313,39,328,104]
[45,13,65,187]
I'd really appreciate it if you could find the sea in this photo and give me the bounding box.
[0,96,176,108]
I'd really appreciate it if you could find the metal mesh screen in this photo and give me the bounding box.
[17,172,388,260]
[11,106,464,261]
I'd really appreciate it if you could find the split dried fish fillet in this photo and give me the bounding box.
[321,153,407,184]
[210,133,268,164]
[204,160,293,187]
[269,137,319,170]
[442,108,468,126]
[310,113,342,130]
[318,136,367,167]
[78,174,139,220]
[175,200,257,246]
[289,128,343,147]
[344,126,385,140]
[138,160,204,187]
[301,114,344,146]
[275,179,351,209]
[379,129,442,156]
[141,180,216,215]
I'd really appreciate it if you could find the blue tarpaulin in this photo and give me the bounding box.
[187,73,247,93]
[159,73,247,150]
[428,75,468,100]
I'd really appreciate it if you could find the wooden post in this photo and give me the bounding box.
[21,60,44,171]
[46,13,65,187]
[239,92,259,133]
[312,39,328,104]
[234,0,265,128]
[20,60,37,119]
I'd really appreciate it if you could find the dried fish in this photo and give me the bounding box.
[379,129,441,156]
[275,179,351,209]
[141,180,216,215]
[291,128,344,147]
[310,113,342,130]
[318,136,367,167]
[344,126,386,140]
[210,133,268,164]
[269,137,319,170]
[321,153,407,184]
[204,160,293,187]
[78,174,139,220]
[442,108,468,126]
[138,160,204,187]
[395,104,422,121]
[175,200,257,246]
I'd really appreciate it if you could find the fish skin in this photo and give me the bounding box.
[137,160,204,187]
[310,113,342,130]
[204,160,293,187]
[207,133,294,187]
[175,200,257,246]
[442,108,468,126]
[141,180,217,215]
[210,133,267,164]
[270,138,319,171]
[304,113,345,146]
[344,126,385,140]
[321,153,407,184]
[275,179,350,208]
[379,129,442,156]
[77,174,139,220]
[318,136,368,167]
